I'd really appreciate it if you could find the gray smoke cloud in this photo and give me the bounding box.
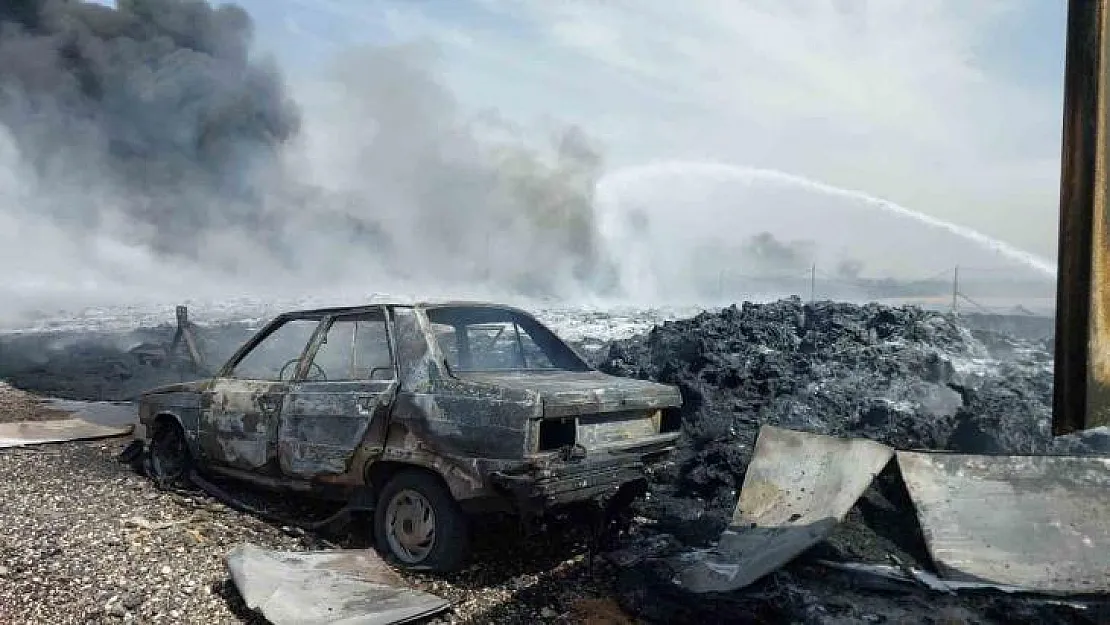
[739,232,816,273]
[0,0,298,255]
[285,43,616,296]
[834,258,864,280]
[0,0,615,321]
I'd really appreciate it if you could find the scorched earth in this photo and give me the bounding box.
[0,299,1108,625]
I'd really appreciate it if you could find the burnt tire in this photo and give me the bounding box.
[147,420,191,490]
[374,469,470,573]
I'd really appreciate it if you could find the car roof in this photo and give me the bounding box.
[273,300,532,319]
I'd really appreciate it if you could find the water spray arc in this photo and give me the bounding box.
[597,161,1058,281]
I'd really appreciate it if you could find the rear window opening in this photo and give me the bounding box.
[539,418,577,450]
[425,306,590,373]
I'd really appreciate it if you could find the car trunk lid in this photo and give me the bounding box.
[457,371,681,416]
[457,371,682,452]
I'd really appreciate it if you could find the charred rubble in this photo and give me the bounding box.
[591,299,1109,624]
[0,299,1098,500]
[2,299,1108,623]
[594,298,1103,545]
[0,321,256,401]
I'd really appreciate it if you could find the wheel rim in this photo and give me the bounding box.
[384,488,437,563]
[151,427,187,482]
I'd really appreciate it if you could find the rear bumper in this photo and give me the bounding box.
[489,454,651,513]
[600,432,680,459]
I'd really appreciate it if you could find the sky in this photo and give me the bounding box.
[86,0,1069,261]
[215,0,1070,260]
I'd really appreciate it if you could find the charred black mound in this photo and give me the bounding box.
[3,300,1109,624]
[595,299,1110,624]
[595,298,1104,545]
[613,557,1103,625]
[0,323,257,401]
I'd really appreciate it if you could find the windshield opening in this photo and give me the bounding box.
[424,306,589,373]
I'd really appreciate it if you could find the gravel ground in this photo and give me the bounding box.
[0,383,70,423]
[0,436,634,625]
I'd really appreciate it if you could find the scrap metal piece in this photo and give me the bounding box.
[129,305,207,371]
[896,451,1110,594]
[173,305,206,371]
[0,418,133,448]
[42,399,137,427]
[227,544,450,625]
[673,426,894,593]
[671,519,840,592]
[817,559,1030,594]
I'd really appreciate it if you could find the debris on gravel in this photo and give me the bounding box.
[0,437,631,625]
[3,300,1110,624]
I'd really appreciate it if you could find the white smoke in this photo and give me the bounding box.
[0,3,614,324]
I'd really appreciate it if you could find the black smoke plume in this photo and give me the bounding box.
[0,0,614,309]
[0,0,299,257]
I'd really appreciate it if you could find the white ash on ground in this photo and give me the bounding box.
[0,436,636,625]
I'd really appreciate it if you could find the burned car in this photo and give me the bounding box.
[136,302,683,571]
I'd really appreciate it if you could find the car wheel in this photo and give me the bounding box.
[148,421,191,490]
[374,469,470,573]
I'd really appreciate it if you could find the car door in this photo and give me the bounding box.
[200,316,324,471]
[278,307,400,479]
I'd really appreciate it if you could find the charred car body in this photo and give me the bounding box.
[136,302,682,571]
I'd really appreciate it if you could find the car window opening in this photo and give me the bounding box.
[425,306,589,373]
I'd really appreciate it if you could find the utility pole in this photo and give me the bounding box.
[951,265,960,314]
[810,264,816,303]
[1053,0,1106,434]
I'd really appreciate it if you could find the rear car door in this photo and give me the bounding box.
[278,307,400,479]
[200,316,323,471]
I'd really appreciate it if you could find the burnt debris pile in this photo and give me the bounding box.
[2,300,1109,623]
[596,297,1106,543]
[0,323,257,401]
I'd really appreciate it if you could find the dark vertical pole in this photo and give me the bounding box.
[1054,0,1108,434]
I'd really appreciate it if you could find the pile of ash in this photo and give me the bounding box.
[594,297,1107,544]
[594,298,1109,623]
[2,299,1108,623]
[0,323,258,401]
